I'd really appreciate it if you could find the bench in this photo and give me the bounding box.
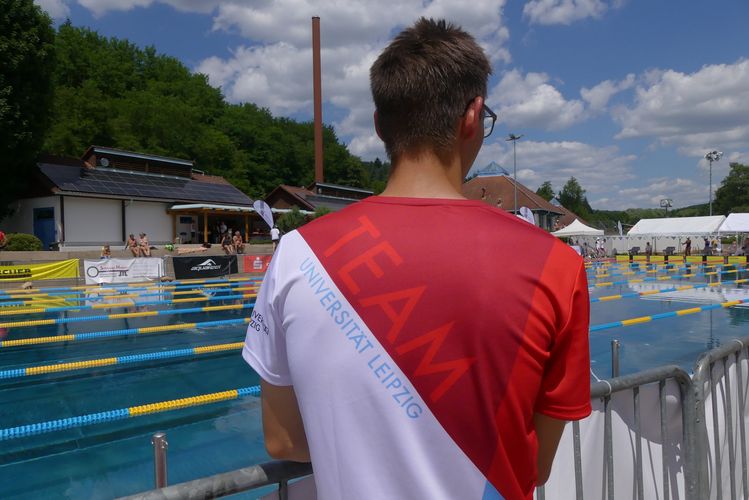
[629,246,640,256]
[663,246,676,256]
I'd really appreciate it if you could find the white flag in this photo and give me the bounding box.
[617,220,623,236]
[253,200,274,229]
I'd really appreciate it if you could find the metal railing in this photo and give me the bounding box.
[693,335,749,499]
[537,364,702,500]
[122,335,749,500]
[117,460,313,500]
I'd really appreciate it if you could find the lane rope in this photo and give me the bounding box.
[0,342,244,380]
[0,317,252,348]
[0,385,261,441]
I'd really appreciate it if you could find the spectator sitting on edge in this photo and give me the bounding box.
[139,233,151,257]
[101,245,111,259]
[233,231,245,254]
[242,18,591,500]
[221,232,234,255]
[127,234,140,257]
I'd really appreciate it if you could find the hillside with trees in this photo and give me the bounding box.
[3,3,744,228]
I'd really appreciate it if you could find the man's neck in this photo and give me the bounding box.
[380,150,467,199]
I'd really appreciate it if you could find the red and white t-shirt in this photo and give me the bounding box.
[243,196,591,499]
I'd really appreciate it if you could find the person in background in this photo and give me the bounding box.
[270,225,280,251]
[685,237,692,256]
[0,230,6,249]
[233,230,245,254]
[100,245,111,259]
[645,242,652,256]
[243,18,591,500]
[139,233,151,257]
[221,231,234,255]
[127,234,140,257]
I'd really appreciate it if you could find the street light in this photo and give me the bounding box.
[704,150,723,216]
[506,133,524,213]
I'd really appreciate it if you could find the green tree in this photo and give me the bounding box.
[558,177,592,219]
[0,0,55,217]
[714,163,749,215]
[535,181,555,201]
[276,206,307,233]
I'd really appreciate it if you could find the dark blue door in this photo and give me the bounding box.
[33,207,55,250]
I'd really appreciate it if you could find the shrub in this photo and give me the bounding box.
[4,233,43,251]
[276,206,307,233]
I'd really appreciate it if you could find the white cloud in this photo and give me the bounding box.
[614,59,749,160]
[523,0,623,25]
[34,0,70,18]
[488,70,586,129]
[580,74,634,112]
[192,1,511,161]
[75,0,220,16]
[472,139,637,208]
[607,177,705,210]
[77,0,152,16]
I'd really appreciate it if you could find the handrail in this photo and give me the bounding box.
[117,461,313,500]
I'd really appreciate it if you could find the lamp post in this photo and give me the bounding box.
[506,133,524,214]
[704,150,723,216]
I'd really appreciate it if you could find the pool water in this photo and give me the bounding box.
[1,268,748,498]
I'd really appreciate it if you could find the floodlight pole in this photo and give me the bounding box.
[506,134,524,213]
[704,150,723,216]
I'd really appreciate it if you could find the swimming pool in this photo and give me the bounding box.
[0,266,747,498]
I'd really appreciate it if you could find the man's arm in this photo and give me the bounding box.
[260,379,310,462]
[534,413,567,485]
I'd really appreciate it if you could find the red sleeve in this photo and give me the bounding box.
[535,261,592,420]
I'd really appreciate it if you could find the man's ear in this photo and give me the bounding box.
[374,110,384,140]
[460,96,482,140]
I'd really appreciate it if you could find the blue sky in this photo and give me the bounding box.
[36,0,749,210]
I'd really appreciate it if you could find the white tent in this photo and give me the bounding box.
[627,216,725,236]
[718,213,749,233]
[551,219,604,237]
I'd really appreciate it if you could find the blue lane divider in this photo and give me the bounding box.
[590,277,749,303]
[590,268,741,288]
[37,291,252,314]
[587,264,745,280]
[0,385,261,441]
[590,297,749,332]
[0,277,262,296]
[1,317,252,348]
[0,280,260,303]
[0,302,256,329]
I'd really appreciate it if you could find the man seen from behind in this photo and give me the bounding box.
[243,17,591,499]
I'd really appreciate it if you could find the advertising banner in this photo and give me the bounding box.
[0,259,79,282]
[84,258,164,284]
[243,254,272,274]
[172,255,238,279]
[253,200,274,229]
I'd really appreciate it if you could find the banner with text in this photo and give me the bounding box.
[84,258,164,284]
[0,259,79,282]
[243,255,272,274]
[172,255,238,279]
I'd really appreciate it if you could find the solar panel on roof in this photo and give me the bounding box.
[38,163,250,205]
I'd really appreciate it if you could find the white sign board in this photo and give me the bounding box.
[84,258,164,284]
[253,200,275,230]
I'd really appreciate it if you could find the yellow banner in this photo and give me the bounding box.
[728,256,747,264]
[0,259,79,282]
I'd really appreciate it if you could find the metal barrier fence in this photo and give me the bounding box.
[120,336,749,500]
[118,460,313,500]
[693,336,749,499]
